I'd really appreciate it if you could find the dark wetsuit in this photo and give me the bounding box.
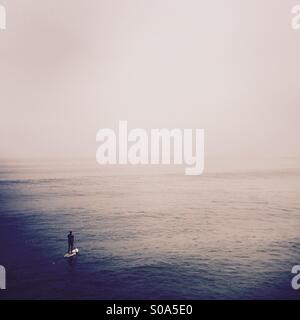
[68,233,74,253]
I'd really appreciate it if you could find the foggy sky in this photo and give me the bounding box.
[0,0,299,161]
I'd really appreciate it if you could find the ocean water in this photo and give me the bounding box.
[0,160,300,300]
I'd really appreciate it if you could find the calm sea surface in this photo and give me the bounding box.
[0,160,300,299]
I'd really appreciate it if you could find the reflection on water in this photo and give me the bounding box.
[0,160,300,299]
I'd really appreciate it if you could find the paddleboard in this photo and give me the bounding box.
[64,248,79,258]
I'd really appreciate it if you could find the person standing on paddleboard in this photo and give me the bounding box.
[68,231,75,254]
